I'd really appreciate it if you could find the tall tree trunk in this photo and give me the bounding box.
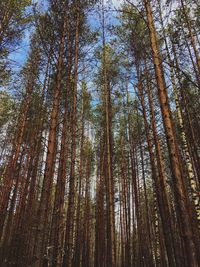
[33,18,67,267]
[102,2,116,265]
[143,0,199,265]
[49,29,72,267]
[62,9,80,267]
[180,0,200,75]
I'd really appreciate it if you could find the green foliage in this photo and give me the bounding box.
[94,44,120,87]
[115,3,150,61]
[0,56,11,87]
[81,81,93,121]
[0,0,32,87]
[0,91,15,129]
[0,0,32,46]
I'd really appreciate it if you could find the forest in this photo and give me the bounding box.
[0,0,200,266]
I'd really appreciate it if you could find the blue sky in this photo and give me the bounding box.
[8,0,48,71]
[8,0,123,72]
[8,31,31,71]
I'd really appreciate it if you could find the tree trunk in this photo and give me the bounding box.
[143,0,199,265]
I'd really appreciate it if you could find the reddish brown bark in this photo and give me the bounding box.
[143,0,199,265]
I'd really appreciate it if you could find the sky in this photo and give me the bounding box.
[8,0,124,72]
[112,0,123,7]
[8,0,49,71]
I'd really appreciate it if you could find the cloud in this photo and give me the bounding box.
[111,0,124,8]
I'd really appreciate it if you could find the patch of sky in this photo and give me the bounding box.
[8,0,49,72]
[8,30,31,72]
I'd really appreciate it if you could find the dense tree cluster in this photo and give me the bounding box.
[0,0,200,266]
